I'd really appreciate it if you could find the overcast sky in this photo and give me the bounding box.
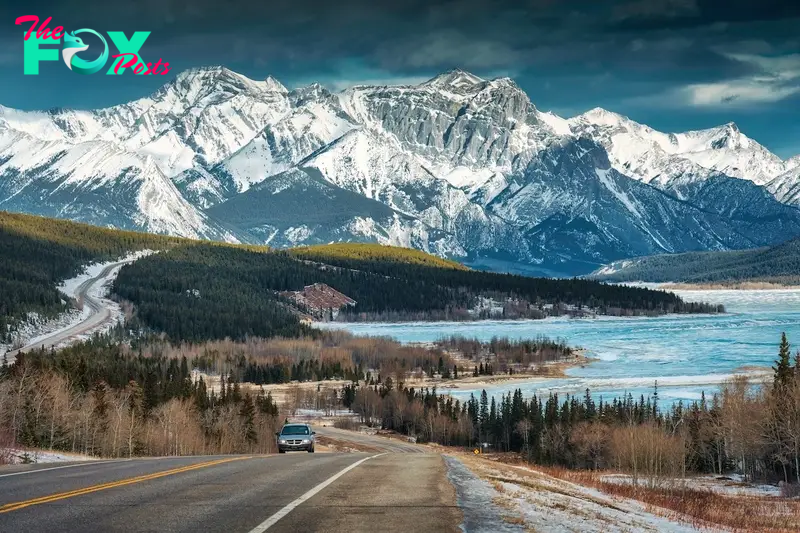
[2,0,799,158]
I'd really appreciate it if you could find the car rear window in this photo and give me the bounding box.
[281,425,310,435]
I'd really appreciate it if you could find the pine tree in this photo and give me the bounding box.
[794,350,800,380]
[239,394,257,444]
[479,390,489,444]
[774,332,793,389]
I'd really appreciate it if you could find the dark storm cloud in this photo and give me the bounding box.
[3,0,799,108]
[3,0,795,77]
[2,0,798,157]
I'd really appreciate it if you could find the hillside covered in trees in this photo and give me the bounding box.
[2,212,722,345]
[115,242,721,342]
[0,211,182,340]
[592,237,800,284]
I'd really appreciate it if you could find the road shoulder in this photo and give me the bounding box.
[266,453,462,533]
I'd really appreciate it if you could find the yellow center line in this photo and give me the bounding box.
[0,456,252,514]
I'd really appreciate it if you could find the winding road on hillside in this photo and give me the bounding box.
[0,451,461,533]
[5,258,136,365]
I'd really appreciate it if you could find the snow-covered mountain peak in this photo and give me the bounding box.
[422,69,486,92]
[167,66,288,100]
[263,75,288,93]
[576,107,627,127]
[676,122,751,151]
[570,108,789,188]
[291,83,335,106]
[535,110,573,136]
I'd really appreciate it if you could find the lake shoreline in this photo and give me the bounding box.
[661,282,800,291]
[320,288,800,404]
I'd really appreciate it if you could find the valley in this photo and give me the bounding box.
[2,212,799,531]
[4,4,800,531]
[2,68,800,533]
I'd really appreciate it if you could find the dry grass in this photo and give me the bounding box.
[332,417,361,431]
[537,465,800,533]
[453,452,800,533]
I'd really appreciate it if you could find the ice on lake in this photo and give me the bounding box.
[319,288,800,406]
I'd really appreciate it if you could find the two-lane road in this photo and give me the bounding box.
[5,258,135,365]
[0,453,462,532]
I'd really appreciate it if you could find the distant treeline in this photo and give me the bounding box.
[171,332,455,385]
[291,244,719,316]
[2,211,722,346]
[437,335,575,369]
[594,237,800,284]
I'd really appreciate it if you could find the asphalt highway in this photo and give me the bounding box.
[314,425,426,453]
[0,453,462,533]
[5,259,133,365]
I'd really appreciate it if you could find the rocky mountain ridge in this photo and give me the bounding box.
[1,67,798,275]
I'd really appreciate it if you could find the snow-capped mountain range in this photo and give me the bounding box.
[2,66,799,275]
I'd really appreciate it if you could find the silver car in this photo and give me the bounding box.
[276,423,316,453]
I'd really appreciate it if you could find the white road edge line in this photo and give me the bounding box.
[0,460,118,478]
[247,453,387,533]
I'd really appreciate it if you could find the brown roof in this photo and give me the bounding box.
[280,283,356,312]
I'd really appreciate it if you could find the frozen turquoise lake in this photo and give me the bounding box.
[321,289,800,406]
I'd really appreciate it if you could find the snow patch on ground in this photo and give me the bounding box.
[1,309,84,357]
[444,455,525,532]
[3,449,99,464]
[450,455,710,532]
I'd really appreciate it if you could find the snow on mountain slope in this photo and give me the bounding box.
[340,70,556,179]
[773,156,800,205]
[171,83,357,208]
[672,123,786,186]
[117,67,292,169]
[296,127,533,261]
[0,67,296,239]
[2,66,800,274]
[0,104,106,144]
[487,137,800,270]
[218,85,356,192]
[2,67,293,176]
[0,133,234,240]
[768,167,800,205]
[206,167,467,256]
[570,108,792,192]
